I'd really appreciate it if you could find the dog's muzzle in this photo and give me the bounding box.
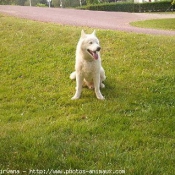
[87,47,101,60]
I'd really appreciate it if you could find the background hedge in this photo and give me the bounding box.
[79,1,175,12]
[0,0,14,5]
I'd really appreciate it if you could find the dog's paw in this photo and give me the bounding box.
[70,72,76,80]
[71,96,79,100]
[97,95,105,100]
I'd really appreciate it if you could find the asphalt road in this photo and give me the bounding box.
[0,5,175,35]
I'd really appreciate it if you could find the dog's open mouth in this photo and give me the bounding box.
[87,49,99,60]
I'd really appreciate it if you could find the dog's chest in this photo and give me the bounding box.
[81,60,99,78]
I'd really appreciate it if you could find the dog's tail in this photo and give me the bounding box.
[70,71,76,80]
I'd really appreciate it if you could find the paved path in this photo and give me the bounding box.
[0,5,175,35]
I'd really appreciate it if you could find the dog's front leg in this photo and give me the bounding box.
[71,73,83,100]
[93,74,105,100]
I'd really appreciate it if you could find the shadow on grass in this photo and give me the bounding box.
[103,84,117,100]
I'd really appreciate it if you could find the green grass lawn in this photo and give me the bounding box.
[0,14,175,174]
[131,18,175,31]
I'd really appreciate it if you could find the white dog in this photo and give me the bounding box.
[70,30,106,100]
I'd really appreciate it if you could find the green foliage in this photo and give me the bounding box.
[0,0,82,7]
[15,0,25,5]
[51,0,60,7]
[52,0,82,7]
[0,0,47,6]
[86,0,100,5]
[79,1,175,12]
[0,0,27,5]
[0,15,175,174]
[0,0,15,5]
[36,3,47,7]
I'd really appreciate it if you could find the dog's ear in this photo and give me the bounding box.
[92,30,96,35]
[81,30,86,38]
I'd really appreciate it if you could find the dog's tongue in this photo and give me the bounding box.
[93,52,98,60]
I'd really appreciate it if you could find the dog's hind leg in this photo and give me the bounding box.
[84,79,94,89]
[70,71,76,80]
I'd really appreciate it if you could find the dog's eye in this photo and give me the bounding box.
[89,41,93,44]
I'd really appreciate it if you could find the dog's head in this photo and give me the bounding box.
[80,30,101,60]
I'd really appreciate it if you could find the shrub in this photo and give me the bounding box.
[36,3,47,7]
[79,1,175,12]
[0,0,15,5]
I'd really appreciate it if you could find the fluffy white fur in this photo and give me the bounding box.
[70,30,106,100]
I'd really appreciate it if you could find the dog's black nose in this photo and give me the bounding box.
[97,47,101,51]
